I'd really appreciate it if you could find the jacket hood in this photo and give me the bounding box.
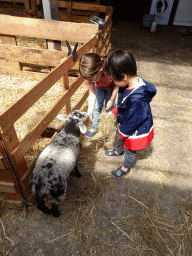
[123,78,156,103]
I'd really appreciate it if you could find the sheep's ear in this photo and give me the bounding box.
[56,114,69,121]
[79,123,87,134]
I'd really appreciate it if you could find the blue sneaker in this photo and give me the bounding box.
[105,150,123,157]
[85,126,98,139]
[111,167,130,179]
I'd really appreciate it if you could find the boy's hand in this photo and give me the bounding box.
[106,99,114,110]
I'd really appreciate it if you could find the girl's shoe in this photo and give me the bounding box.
[86,126,98,139]
[105,150,123,157]
[110,167,130,179]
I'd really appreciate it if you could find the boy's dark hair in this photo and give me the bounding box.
[79,53,102,80]
[104,50,137,81]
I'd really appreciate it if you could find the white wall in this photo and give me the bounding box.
[173,0,192,26]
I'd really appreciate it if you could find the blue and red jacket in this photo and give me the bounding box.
[111,77,157,151]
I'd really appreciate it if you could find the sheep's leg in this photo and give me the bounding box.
[35,195,52,215]
[74,165,82,178]
[51,203,60,217]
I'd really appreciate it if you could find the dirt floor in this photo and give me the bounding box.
[0,21,192,256]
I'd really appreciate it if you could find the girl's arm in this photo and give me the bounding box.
[106,85,119,110]
[87,83,96,118]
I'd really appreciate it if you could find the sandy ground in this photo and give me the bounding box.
[0,21,192,256]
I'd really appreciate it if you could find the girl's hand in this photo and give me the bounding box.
[88,113,93,120]
[106,99,114,110]
[106,111,112,118]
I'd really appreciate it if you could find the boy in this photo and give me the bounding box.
[103,50,157,178]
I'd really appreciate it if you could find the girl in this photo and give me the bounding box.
[79,53,119,138]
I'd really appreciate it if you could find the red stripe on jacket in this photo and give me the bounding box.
[118,128,154,151]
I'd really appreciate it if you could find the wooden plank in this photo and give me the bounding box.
[1,35,21,72]
[1,126,28,182]
[66,2,72,22]
[0,182,16,193]
[62,72,71,114]
[0,7,26,16]
[59,2,107,13]
[35,0,106,12]
[11,76,85,164]
[100,7,113,36]
[0,192,23,208]
[0,35,97,133]
[0,0,25,2]
[23,0,30,10]
[0,65,47,81]
[99,21,112,53]
[59,13,91,23]
[1,44,67,66]
[0,170,15,183]
[0,156,6,169]
[0,14,99,43]
[0,135,30,205]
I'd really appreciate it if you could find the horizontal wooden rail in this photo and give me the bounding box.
[1,45,68,67]
[0,182,16,193]
[0,14,98,43]
[35,0,107,13]
[11,76,85,164]
[0,35,97,133]
[59,2,107,13]
[0,0,25,3]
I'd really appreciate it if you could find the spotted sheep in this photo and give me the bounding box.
[30,110,88,217]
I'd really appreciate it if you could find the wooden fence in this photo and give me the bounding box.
[0,5,113,207]
[0,0,102,20]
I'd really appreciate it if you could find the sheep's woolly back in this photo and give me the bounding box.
[30,110,87,204]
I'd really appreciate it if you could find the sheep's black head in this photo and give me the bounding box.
[71,110,88,122]
[57,110,88,134]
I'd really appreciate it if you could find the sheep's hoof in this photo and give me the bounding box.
[37,205,52,215]
[73,166,82,178]
[51,203,60,217]
[52,210,60,217]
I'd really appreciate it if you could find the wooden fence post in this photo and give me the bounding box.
[0,126,32,203]
[60,57,72,114]
[1,35,21,73]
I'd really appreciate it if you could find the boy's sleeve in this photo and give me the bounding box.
[118,100,148,138]
[111,106,117,116]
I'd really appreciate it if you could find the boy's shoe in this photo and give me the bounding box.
[110,167,130,179]
[105,150,123,157]
[85,126,98,139]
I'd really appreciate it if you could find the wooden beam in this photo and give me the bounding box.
[36,0,107,13]
[0,14,99,43]
[1,44,67,66]
[0,182,16,193]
